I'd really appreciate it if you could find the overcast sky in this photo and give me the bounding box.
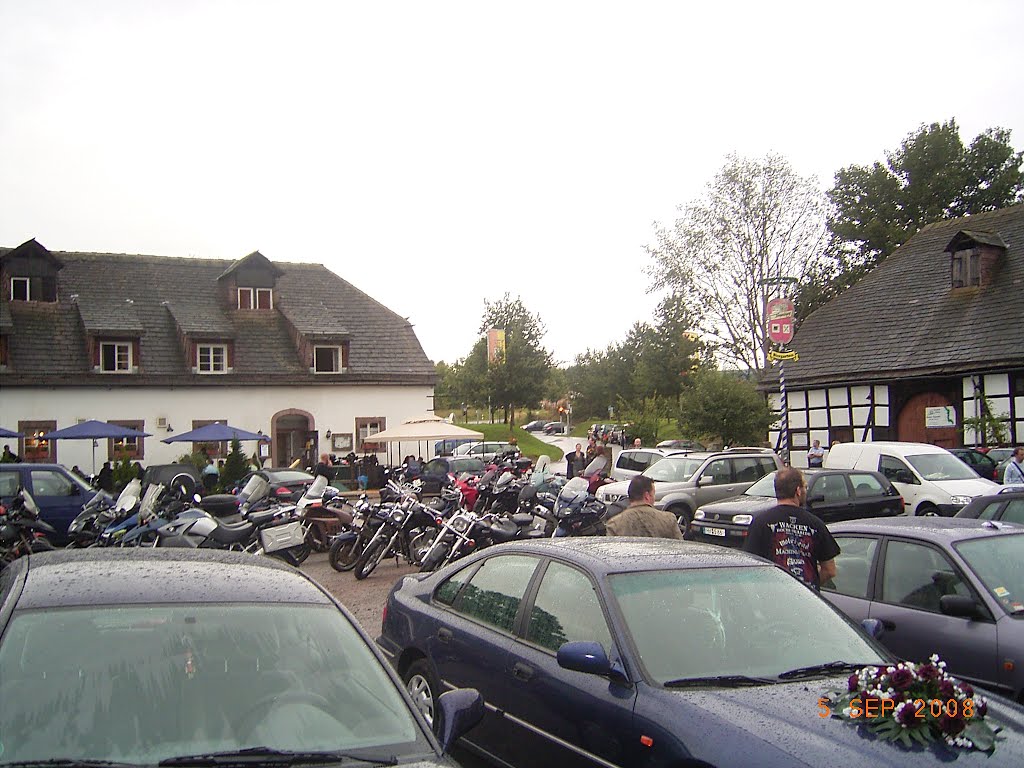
[2,1,1022,366]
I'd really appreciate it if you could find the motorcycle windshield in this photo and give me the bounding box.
[114,478,143,513]
[556,477,590,515]
[238,475,270,506]
[20,488,41,516]
[139,483,164,518]
[303,475,328,500]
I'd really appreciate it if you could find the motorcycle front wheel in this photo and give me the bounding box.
[329,535,362,572]
[353,538,387,580]
[407,529,437,567]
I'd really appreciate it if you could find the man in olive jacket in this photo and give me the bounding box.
[605,476,682,539]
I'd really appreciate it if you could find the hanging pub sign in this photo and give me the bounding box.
[766,298,796,345]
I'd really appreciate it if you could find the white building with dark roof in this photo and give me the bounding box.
[765,204,1024,463]
[0,239,436,469]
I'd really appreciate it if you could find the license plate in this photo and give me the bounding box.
[703,526,726,537]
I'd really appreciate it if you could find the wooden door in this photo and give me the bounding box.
[897,392,959,447]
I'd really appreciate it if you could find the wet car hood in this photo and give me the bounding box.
[652,676,1024,765]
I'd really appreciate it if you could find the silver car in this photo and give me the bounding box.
[597,450,782,527]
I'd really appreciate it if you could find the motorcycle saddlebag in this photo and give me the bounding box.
[260,520,305,553]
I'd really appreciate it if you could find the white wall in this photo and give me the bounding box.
[0,384,434,471]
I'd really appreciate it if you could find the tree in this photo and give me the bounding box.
[828,120,1024,268]
[647,153,830,372]
[222,438,248,491]
[477,295,553,426]
[677,370,775,447]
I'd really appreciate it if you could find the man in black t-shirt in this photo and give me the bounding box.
[743,467,840,590]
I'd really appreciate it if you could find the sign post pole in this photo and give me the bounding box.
[761,277,799,466]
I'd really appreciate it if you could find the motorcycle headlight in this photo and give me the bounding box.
[452,517,470,533]
[390,509,406,523]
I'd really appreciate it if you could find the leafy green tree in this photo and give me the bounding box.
[677,370,775,447]
[222,438,248,491]
[112,453,136,493]
[828,120,1024,268]
[647,153,830,372]
[478,295,553,426]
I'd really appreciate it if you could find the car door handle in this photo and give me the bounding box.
[512,662,534,681]
[437,628,453,644]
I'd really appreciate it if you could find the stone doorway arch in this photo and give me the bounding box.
[896,392,959,448]
[271,409,316,468]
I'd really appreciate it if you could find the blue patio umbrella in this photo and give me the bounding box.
[0,427,23,439]
[41,420,153,473]
[161,422,270,444]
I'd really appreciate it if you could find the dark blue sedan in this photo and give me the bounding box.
[378,538,1024,766]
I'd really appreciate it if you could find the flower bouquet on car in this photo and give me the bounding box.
[824,655,1000,752]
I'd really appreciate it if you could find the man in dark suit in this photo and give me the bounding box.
[564,443,586,478]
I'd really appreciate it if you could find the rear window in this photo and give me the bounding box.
[266,471,314,483]
[645,457,702,482]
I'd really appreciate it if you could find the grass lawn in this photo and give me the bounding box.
[470,422,564,462]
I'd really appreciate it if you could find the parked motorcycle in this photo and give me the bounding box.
[351,491,439,580]
[552,477,607,537]
[0,488,56,568]
[328,494,385,572]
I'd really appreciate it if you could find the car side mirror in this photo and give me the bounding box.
[939,595,981,620]
[436,688,484,753]
[557,641,612,676]
[860,618,885,639]
[807,493,825,506]
[895,470,916,485]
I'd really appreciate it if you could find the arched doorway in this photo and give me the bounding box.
[272,409,316,468]
[897,392,959,447]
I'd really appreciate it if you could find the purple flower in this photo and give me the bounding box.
[959,682,974,698]
[916,663,941,681]
[897,702,918,726]
[890,667,915,691]
[938,679,956,699]
[848,673,860,692]
[938,714,966,737]
[976,699,988,717]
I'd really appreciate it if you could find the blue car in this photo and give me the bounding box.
[0,462,98,545]
[378,538,1024,766]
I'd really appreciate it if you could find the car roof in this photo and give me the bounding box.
[11,548,332,609]
[470,537,772,575]
[829,516,1024,542]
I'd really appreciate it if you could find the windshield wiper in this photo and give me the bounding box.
[158,747,398,767]
[777,661,872,680]
[2,761,141,768]
[663,674,774,688]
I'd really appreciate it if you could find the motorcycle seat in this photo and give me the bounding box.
[247,509,278,526]
[489,519,521,542]
[511,512,534,527]
[199,494,241,518]
[208,519,257,545]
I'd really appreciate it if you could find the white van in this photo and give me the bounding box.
[823,441,998,515]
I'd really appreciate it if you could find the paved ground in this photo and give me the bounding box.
[301,551,418,633]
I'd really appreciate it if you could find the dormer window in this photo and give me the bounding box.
[950,248,980,288]
[312,344,348,373]
[99,341,133,373]
[10,277,30,301]
[237,287,273,310]
[196,343,231,374]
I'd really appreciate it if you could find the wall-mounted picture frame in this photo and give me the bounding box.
[331,433,354,452]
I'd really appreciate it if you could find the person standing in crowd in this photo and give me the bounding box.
[314,453,334,480]
[97,461,114,492]
[606,476,682,539]
[1005,447,1024,485]
[807,439,825,468]
[1,444,20,463]
[564,443,587,478]
[585,437,598,462]
[743,467,840,590]
[202,458,219,492]
[632,437,642,449]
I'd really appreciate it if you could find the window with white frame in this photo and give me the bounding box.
[237,287,273,310]
[11,277,30,301]
[356,417,385,452]
[196,344,229,374]
[99,341,133,373]
[313,346,342,373]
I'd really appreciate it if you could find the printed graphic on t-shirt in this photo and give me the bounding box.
[768,516,817,586]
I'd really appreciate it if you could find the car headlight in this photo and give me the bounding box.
[693,510,705,521]
[950,495,972,506]
[732,514,753,526]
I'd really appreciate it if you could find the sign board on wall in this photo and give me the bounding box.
[925,406,957,428]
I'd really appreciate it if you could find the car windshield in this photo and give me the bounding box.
[905,453,979,481]
[953,534,1024,616]
[0,603,429,764]
[743,472,778,497]
[645,457,703,483]
[608,566,885,684]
